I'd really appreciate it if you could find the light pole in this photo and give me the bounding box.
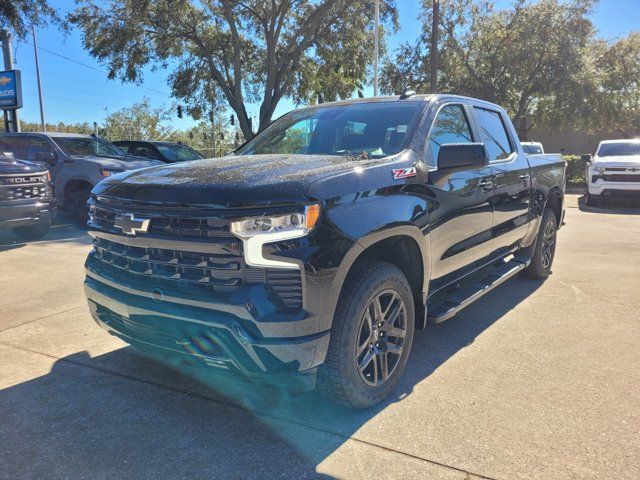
[32,26,46,131]
[373,0,380,97]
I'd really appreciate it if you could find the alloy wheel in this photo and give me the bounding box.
[356,289,407,387]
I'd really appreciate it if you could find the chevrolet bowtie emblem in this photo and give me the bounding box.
[113,213,150,236]
[0,76,11,86]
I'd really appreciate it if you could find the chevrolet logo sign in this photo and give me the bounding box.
[0,76,10,86]
[113,213,150,236]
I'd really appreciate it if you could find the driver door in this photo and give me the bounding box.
[424,104,496,280]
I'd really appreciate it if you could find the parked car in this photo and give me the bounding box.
[583,139,640,206]
[0,133,161,222]
[84,93,566,408]
[0,153,55,240]
[521,141,545,154]
[113,140,204,163]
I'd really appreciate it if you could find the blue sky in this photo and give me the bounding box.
[10,0,640,129]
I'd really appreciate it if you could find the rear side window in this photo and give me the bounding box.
[0,136,29,159]
[427,104,474,167]
[116,143,132,154]
[473,107,513,162]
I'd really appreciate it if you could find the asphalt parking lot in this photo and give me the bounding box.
[0,194,639,480]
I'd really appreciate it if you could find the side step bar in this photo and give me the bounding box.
[427,257,530,324]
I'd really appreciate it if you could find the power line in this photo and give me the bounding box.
[18,39,172,99]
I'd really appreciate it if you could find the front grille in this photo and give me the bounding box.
[91,204,233,239]
[601,174,640,183]
[0,173,49,202]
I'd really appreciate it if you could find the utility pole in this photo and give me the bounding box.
[429,0,440,94]
[373,0,380,97]
[32,26,46,131]
[0,28,20,132]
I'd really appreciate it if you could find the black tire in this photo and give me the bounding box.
[522,208,557,279]
[12,221,50,241]
[317,259,415,409]
[585,190,600,207]
[65,186,92,224]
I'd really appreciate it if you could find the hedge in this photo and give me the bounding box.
[563,154,588,187]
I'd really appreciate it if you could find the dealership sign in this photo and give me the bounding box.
[0,70,23,110]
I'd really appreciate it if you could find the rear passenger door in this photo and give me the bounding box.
[425,103,496,280]
[473,107,531,250]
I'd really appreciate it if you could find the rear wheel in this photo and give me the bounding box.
[522,208,557,279]
[317,260,415,409]
[12,221,50,241]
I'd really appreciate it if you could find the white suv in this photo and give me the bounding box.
[584,139,640,206]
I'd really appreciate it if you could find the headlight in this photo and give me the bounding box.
[590,165,605,176]
[230,204,321,269]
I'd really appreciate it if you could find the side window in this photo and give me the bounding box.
[0,136,29,159]
[427,105,474,167]
[473,107,514,162]
[117,143,131,154]
[27,137,54,161]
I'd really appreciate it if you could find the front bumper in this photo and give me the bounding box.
[588,177,640,196]
[84,251,330,390]
[0,200,56,229]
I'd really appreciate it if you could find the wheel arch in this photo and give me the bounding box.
[325,226,430,331]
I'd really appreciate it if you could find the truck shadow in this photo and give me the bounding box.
[0,277,543,478]
[577,195,640,214]
[0,214,90,249]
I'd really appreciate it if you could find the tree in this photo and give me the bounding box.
[595,32,640,137]
[101,99,173,141]
[0,0,62,38]
[70,1,398,139]
[21,120,93,134]
[383,0,598,139]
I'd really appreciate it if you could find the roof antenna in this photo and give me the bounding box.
[399,88,416,100]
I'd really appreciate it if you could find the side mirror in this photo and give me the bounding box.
[438,143,487,171]
[580,154,592,163]
[34,152,57,164]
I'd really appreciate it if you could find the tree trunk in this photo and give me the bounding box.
[429,0,440,94]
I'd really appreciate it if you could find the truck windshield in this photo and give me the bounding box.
[597,142,640,157]
[237,102,423,158]
[53,137,125,158]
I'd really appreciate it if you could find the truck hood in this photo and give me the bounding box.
[92,153,392,207]
[0,155,48,175]
[70,154,161,171]
[592,155,640,168]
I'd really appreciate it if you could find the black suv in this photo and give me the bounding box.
[113,140,204,163]
[84,94,565,408]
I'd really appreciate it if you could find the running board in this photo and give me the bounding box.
[427,257,530,324]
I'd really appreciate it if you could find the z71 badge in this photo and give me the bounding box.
[392,167,417,180]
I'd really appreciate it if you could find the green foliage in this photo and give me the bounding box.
[70,1,398,138]
[382,0,604,137]
[101,98,173,142]
[564,154,588,186]
[21,120,93,134]
[0,0,63,38]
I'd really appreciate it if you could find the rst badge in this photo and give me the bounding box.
[113,213,150,236]
[392,167,417,180]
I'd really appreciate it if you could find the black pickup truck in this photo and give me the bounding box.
[84,94,565,408]
[0,154,55,240]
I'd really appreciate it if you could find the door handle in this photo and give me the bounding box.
[477,180,493,191]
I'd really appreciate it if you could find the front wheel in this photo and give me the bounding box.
[522,208,557,279]
[317,260,415,409]
[65,186,92,224]
[585,189,600,207]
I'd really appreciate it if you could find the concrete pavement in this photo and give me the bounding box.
[0,195,639,479]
